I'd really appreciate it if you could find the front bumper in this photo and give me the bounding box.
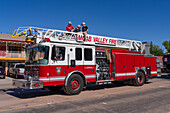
[12,79,43,89]
[17,73,25,76]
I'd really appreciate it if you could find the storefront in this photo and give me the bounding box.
[0,33,26,75]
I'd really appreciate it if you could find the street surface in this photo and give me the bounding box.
[0,74,170,113]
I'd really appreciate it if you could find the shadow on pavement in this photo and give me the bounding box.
[85,82,128,91]
[157,74,170,80]
[144,81,152,84]
[2,88,66,99]
[2,82,132,99]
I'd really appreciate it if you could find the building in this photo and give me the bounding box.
[0,33,25,74]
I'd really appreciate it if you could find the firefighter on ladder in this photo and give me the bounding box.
[81,22,88,41]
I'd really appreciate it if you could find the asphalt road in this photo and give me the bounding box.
[0,74,170,113]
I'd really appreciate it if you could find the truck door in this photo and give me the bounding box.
[83,46,96,83]
[67,46,84,74]
[126,55,135,79]
[50,45,67,86]
[134,55,144,67]
[114,54,126,80]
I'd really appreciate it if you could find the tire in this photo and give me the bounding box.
[48,86,62,92]
[7,70,11,77]
[63,74,84,95]
[7,70,9,76]
[133,71,145,86]
[3,76,5,79]
[15,73,18,79]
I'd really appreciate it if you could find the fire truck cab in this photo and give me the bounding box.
[12,27,158,95]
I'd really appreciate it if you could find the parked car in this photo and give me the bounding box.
[8,63,25,79]
[0,66,5,79]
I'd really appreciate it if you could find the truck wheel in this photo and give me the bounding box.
[48,86,62,92]
[133,71,145,86]
[7,71,9,76]
[63,74,84,95]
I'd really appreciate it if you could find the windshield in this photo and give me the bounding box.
[26,45,49,65]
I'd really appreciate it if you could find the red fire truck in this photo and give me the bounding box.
[12,27,158,95]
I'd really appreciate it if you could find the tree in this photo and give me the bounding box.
[162,40,170,52]
[150,44,164,56]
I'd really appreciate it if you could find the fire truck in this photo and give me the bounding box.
[12,27,158,95]
[162,53,170,74]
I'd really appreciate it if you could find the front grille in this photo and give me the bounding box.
[25,66,39,81]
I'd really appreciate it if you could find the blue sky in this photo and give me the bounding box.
[0,0,170,51]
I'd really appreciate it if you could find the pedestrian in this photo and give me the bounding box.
[81,22,88,41]
[74,25,81,33]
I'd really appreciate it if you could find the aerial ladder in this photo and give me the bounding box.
[12,26,142,51]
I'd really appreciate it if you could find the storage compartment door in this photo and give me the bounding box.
[151,57,157,77]
[126,55,135,79]
[114,54,126,80]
